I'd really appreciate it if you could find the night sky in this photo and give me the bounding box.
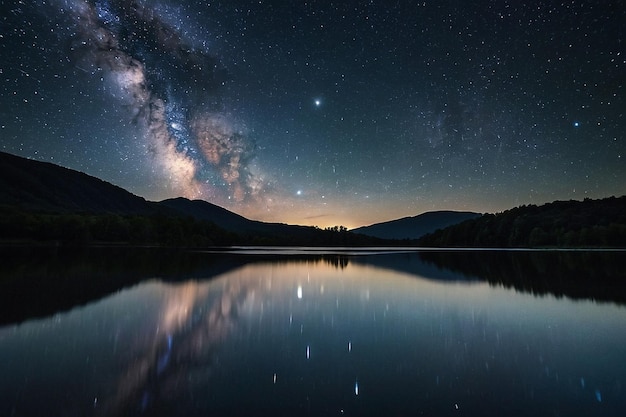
[1,0,624,228]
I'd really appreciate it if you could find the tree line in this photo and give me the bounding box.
[417,196,626,248]
[0,205,386,247]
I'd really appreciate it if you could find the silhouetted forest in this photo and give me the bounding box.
[418,196,626,248]
[0,205,387,247]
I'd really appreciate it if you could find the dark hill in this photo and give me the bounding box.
[417,196,626,248]
[352,210,481,240]
[0,151,388,246]
[159,197,255,233]
[0,151,296,236]
[0,151,156,215]
[158,197,330,238]
[0,150,281,233]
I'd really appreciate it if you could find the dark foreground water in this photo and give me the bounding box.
[1,247,625,416]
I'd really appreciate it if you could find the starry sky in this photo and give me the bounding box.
[1,0,624,229]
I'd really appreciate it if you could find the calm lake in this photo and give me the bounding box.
[1,247,625,416]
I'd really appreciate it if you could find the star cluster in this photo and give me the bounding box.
[1,0,624,228]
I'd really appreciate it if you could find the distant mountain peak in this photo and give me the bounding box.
[352,211,481,240]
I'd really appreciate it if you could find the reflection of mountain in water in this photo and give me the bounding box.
[2,247,625,326]
[349,252,481,282]
[0,247,358,324]
[0,246,242,325]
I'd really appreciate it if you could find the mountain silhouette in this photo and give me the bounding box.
[159,196,339,238]
[0,151,384,245]
[0,151,156,215]
[4,151,623,248]
[0,151,308,236]
[352,211,481,240]
[417,197,626,247]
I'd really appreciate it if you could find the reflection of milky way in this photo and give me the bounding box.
[59,0,263,202]
[101,258,351,415]
[99,280,246,416]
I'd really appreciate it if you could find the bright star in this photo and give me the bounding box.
[314,99,321,107]
[573,121,580,127]
[296,190,303,196]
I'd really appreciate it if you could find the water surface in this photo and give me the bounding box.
[1,248,625,416]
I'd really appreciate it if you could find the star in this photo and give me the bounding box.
[1,0,622,229]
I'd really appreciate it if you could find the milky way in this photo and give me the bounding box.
[54,0,264,203]
[1,1,624,228]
